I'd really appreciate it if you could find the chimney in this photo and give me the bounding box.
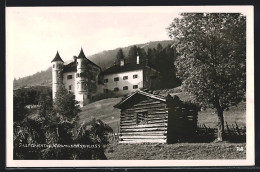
[120,59,124,66]
[136,53,139,64]
[73,56,77,63]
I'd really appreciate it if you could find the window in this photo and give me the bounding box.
[133,85,138,89]
[87,94,91,99]
[76,73,86,77]
[68,85,72,90]
[133,74,138,79]
[81,82,87,90]
[80,73,85,77]
[123,76,128,80]
[104,89,108,93]
[137,111,148,125]
[114,87,119,92]
[114,77,119,81]
[53,64,55,68]
[67,75,73,80]
[123,86,128,90]
[104,79,108,83]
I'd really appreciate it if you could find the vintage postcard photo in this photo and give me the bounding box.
[6,6,254,167]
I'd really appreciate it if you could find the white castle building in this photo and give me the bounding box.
[51,48,160,107]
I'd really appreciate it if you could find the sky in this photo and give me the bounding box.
[6,7,181,79]
[6,6,251,79]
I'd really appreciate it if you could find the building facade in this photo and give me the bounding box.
[51,48,161,107]
[51,48,103,107]
[102,55,161,96]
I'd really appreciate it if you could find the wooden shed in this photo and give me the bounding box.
[114,90,199,144]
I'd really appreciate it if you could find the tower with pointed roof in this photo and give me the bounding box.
[75,48,89,106]
[51,48,103,107]
[51,51,64,99]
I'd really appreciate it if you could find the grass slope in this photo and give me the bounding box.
[78,97,246,133]
[198,101,246,128]
[106,143,246,160]
[78,98,122,132]
[78,95,246,160]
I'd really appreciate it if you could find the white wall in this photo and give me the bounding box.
[52,61,63,99]
[103,69,143,95]
[63,72,76,93]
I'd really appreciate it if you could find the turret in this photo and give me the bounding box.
[51,51,64,99]
[76,48,88,93]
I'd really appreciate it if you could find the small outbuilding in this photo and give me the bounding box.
[114,90,199,143]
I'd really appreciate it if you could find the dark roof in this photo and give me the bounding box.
[114,88,195,109]
[103,60,158,75]
[51,51,64,63]
[114,90,166,109]
[77,48,101,69]
[63,59,101,73]
[86,58,101,69]
[77,48,87,59]
[63,61,77,73]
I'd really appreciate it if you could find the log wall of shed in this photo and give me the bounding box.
[166,95,198,143]
[119,96,168,143]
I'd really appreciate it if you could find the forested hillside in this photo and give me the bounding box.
[14,40,174,89]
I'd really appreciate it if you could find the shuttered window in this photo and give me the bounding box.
[137,111,148,125]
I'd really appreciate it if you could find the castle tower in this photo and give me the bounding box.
[75,48,89,106]
[51,51,64,100]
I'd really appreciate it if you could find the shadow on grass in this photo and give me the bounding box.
[177,123,246,143]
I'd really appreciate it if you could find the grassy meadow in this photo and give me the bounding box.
[78,97,246,133]
[78,96,246,160]
[105,142,246,160]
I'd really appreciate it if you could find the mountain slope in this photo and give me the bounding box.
[88,40,174,69]
[13,40,173,89]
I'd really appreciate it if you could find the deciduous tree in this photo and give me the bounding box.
[167,13,246,141]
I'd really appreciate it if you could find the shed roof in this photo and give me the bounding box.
[114,90,166,109]
[114,88,195,109]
